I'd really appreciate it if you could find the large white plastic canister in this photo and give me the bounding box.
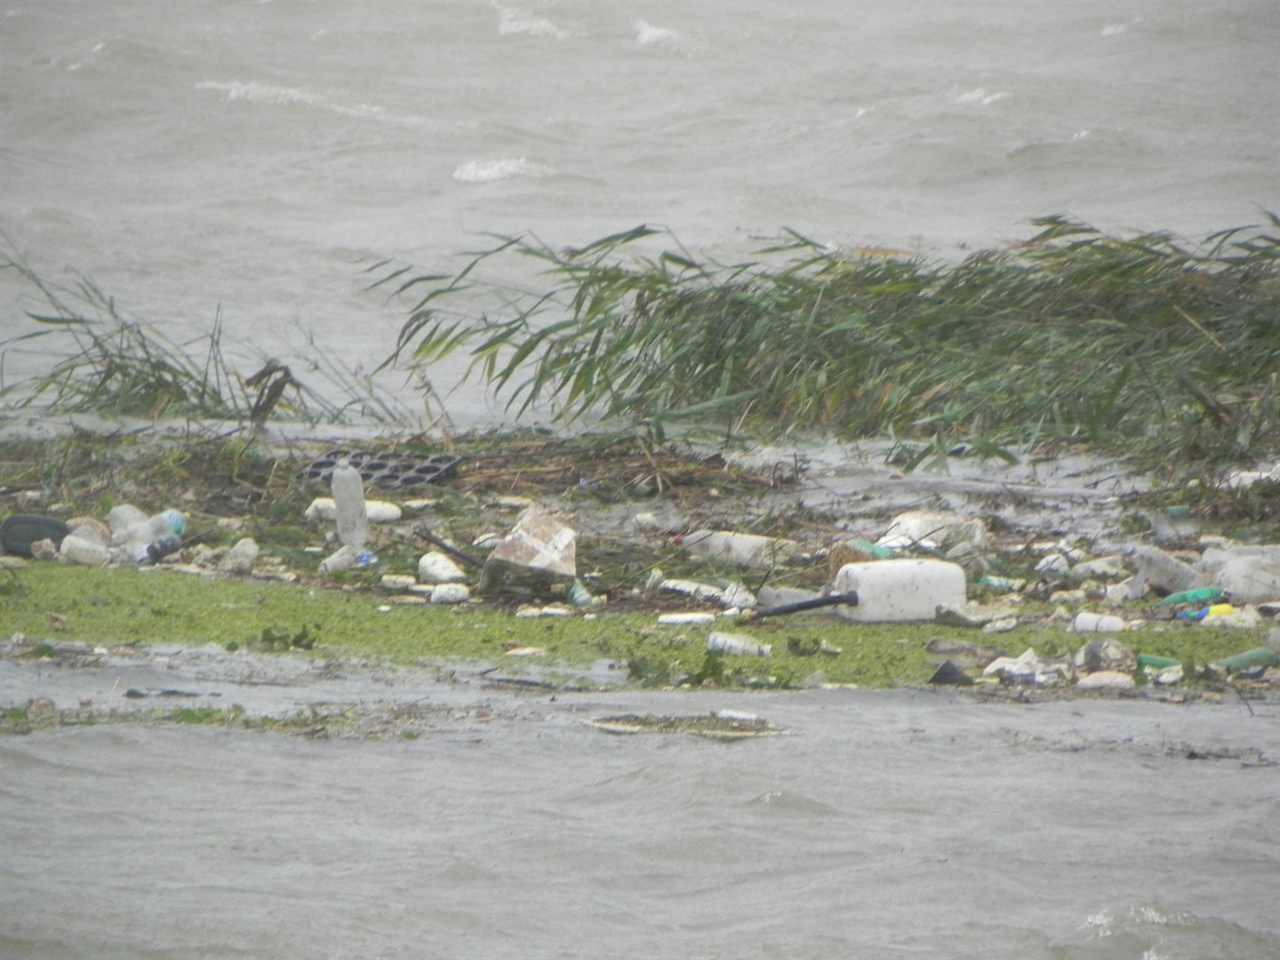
[834,558,967,622]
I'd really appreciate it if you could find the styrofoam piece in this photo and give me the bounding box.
[834,558,966,622]
[479,509,577,593]
[417,551,467,583]
[430,583,471,604]
[304,498,403,524]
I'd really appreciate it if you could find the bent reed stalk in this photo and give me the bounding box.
[377,215,1280,472]
[0,236,407,426]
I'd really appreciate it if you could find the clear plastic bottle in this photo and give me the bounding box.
[330,459,369,549]
[112,510,186,549]
[59,534,110,566]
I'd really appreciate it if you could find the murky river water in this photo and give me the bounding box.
[2,647,1277,959]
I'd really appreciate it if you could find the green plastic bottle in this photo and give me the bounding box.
[1217,648,1280,672]
[1155,586,1224,606]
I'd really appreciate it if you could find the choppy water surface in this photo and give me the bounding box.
[2,0,1277,420]
[1,651,1278,959]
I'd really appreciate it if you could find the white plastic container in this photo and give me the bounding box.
[330,459,369,550]
[1071,611,1126,633]
[681,530,798,569]
[834,559,967,623]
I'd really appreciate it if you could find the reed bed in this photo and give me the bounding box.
[0,239,407,425]
[378,215,1279,472]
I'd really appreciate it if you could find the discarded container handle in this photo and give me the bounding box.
[417,524,485,569]
[747,591,858,620]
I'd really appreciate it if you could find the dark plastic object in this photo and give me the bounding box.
[747,591,858,620]
[297,450,461,488]
[0,515,72,557]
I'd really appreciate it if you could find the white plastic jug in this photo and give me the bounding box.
[834,559,967,622]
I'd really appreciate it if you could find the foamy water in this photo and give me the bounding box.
[2,0,1277,424]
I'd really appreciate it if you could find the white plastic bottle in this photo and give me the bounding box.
[330,459,369,549]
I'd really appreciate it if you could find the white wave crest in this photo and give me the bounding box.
[635,19,704,53]
[197,80,399,122]
[956,87,1011,106]
[452,158,550,183]
[199,80,322,107]
[495,3,567,39]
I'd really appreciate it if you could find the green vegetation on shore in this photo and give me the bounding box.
[379,215,1279,473]
[0,563,1259,692]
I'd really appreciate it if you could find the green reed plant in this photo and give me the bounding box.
[1,238,403,425]
[377,215,1279,471]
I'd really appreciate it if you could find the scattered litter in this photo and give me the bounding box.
[1073,638,1135,674]
[935,604,1017,629]
[982,617,1019,634]
[707,632,771,657]
[1126,545,1203,599]
[1076,670,1135,690]
[1072,611,1127,633]
[217,538,259,575]
[657,612,716,625]
[1068,556,1129,581]
[0,515,71,557]
[875,510,987,551]
[928,660,972,685]
[924,638,1008,668]
[982,648,1070,686]
[835,559,966,623]
[477,508,577,595]
[679,530,798,569]
[1035,553,1070,575]
[785,637,842,656]
[503,644,548,656]
[1216,647,1280,674]
[304,497,402,525]
[298,449,459,489]
[417,551,467,584]
[430,583,471,604]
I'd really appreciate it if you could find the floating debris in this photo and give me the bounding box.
[583,712,787,740]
